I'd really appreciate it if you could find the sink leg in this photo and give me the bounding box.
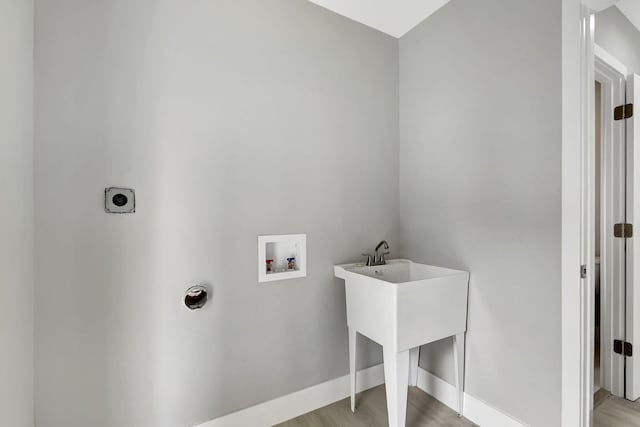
[349,327,357,412]
[409,347,420,387]
[383,348,409,427]
[453,333,465,416]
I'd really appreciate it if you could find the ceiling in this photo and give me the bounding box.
[307,0,640,39]
[307,0,452,38]
[617,0,640,33]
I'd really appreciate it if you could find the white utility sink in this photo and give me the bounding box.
[334,259,469,427]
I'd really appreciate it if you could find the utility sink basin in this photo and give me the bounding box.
[335,259,469,352]
[334,259,469,427]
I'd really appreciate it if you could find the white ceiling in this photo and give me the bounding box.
[617,0,640,33]
[307,0,452,38]
[307,0,640,39]
[583,0,619,12]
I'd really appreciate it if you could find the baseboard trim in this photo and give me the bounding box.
[416,368,527,427]
[196,364,527,427]
[194,364,385,427]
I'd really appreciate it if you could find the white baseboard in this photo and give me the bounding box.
[195,364,385,427]
[196,364,527,427]
[416,368,527,427]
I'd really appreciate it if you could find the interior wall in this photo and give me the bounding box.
[0,0,35,426]
[596,6,640,74]
[398,0,562,425]
[34,1,399,426]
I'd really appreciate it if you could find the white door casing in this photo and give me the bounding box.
[594,50,626,397]
[561,3,593,425]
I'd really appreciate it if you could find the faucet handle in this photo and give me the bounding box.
[361,253,373,266]
[378,251,390,264]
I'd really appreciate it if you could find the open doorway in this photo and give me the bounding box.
[592,46,627,409]
[564,4,640,426]
[590,41,640,427]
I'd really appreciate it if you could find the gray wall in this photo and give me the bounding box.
[596,6,640,75]
[0,0,34,426]
[34,1,398,426]
[398,0,562,426]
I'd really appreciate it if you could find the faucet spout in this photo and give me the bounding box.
[375,240,389,252]
[373,241,390,265]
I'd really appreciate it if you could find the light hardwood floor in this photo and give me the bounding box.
[594,391,640,427]
[275,385,476,427]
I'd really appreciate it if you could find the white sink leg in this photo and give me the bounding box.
[383,347,409,427]
[349,327,357,412]
[453,333,465,416]
[409,347,420,387]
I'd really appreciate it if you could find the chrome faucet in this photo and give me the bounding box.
[362,241,390,266]
[374,240,390,265]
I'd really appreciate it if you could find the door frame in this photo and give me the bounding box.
[562,1,626,426]
[594,45,627,397]
[562,3,593,425]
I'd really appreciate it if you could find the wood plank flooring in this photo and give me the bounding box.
[594,388,610,409]
[275,385,476,427]
[594,392,640,427]
[277,384,640,427]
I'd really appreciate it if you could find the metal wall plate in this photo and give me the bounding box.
[184,285,209,310]
[105,187,135,213]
